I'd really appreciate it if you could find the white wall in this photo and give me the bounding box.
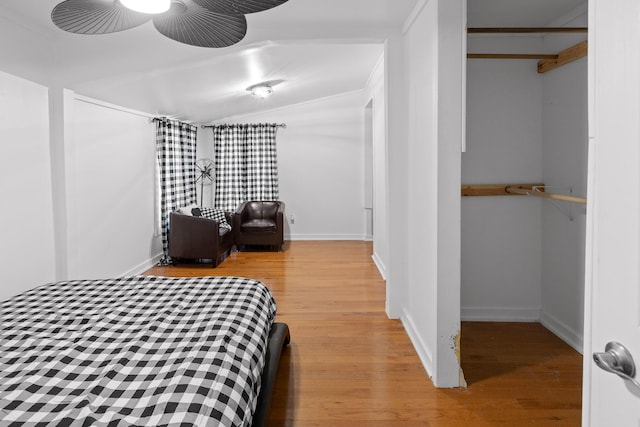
[403,0,439,382]
[392,0,465,387]
[540,13,588,352]
[0,70,56,300]
[64,95,162,279]
[195,126,215,208]
[384,31,411,320]
[0,21,161,289]
[462,37,544,321]
[208,91,367,241]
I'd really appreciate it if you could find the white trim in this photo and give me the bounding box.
[460,0,467,153]
[73,93,155,120]
[461,307,541,322]
[581,132,598,427]
[461,307,583,354]
[371,252,387,280]
[540,311,584,354]
[401,309,434,380]
[120,253,163,277]
[287,234,367,241]
[581,1,596,419]
[364,53,385,93]
[402,0,429,35]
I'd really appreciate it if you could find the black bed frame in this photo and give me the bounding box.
[252,322,291,427]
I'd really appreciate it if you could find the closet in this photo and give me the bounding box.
[461,4,588,355]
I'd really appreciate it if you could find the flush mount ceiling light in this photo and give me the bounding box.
[51,0,289,48]
[247,83,273,99]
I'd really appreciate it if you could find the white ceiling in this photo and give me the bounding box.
[0,0,586,124]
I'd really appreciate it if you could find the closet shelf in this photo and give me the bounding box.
[468,53,557,60]
[461,183,587,204]
[537,41,587,73]
[467,27,588,34]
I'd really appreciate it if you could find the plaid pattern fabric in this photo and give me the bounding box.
[0,276,277,427]
[199,207,232,231]
[212,125,247,212]
[156,119,197,264]
[245,125,279,201]
[212,124,279,212]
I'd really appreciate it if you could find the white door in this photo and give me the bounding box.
[583,0,640,424]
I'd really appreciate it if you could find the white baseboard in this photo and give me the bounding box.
[120,253,163,277]
[461,307,541,322]
[401,309,434,381]
[371,252,387,280]
[287,234,367,241]
[540,311,584,354]
[461,307,583,354]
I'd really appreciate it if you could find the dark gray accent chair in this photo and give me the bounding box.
[168,211,234,267]
[234,201,285,251]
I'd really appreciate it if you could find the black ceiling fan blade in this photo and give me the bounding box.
[153,1,247,48]
[192,0,289,15]
[51,0,151,34]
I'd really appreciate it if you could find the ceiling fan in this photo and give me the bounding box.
[51,0,289,48]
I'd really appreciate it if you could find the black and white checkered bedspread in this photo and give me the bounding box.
[0,275,276,427]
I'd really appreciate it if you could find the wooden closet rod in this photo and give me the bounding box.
[461,184,587,204]
[505,186,587,204]
[467,27,588,34]
[462,183,542,197]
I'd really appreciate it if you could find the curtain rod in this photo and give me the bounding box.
[150,116,173,123]
[151,117,202,128]
[201,123,286,129]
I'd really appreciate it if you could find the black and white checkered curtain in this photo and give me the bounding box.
[246,124,279,200]
[155,119,197,264]
[212,125,246,212]
[212,124,280,211]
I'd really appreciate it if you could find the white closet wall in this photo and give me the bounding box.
[462,36,544,321]
[64,96,161,280]
[540,15,588,351]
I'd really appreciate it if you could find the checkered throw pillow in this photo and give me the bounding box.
[199,207,232,231]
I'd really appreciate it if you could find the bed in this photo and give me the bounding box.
[0,275,290,427]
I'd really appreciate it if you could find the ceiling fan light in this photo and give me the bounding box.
[248,84,273,99]
[120,0,171,14]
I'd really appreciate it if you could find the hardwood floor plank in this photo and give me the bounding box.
[145,241,582,426]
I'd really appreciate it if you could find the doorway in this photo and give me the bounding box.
[462,0,588,388]
[364,99,374,241]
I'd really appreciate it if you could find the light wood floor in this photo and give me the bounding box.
[146,241,583,426]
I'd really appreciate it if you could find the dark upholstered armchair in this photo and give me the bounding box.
[234,201,285,251]
[169,211,234,267]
